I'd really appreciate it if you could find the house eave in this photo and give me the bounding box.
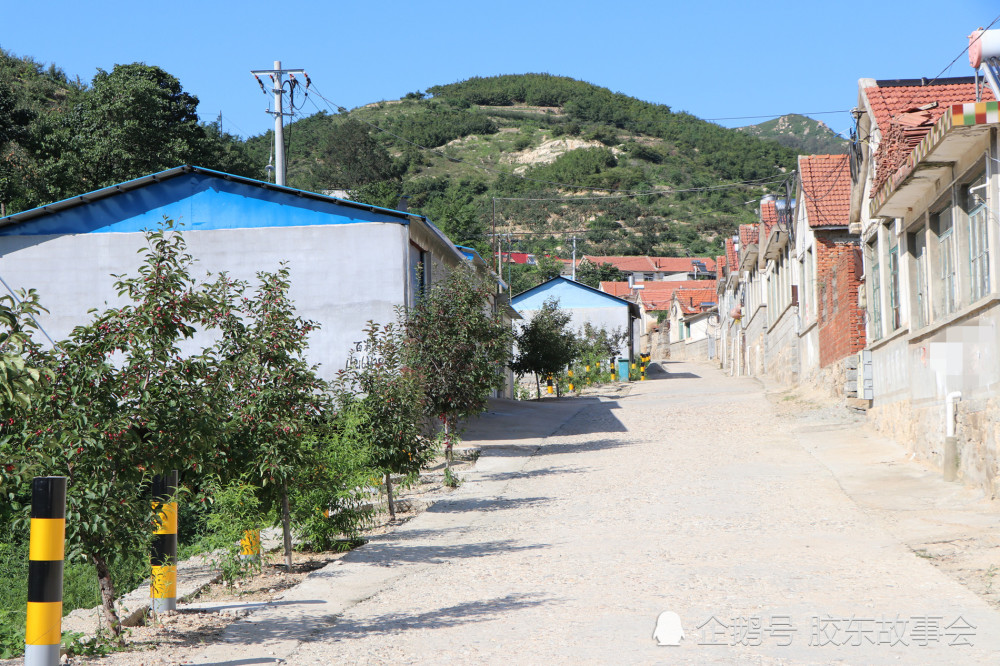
[762,228,789,260]
[870,102,1000,219]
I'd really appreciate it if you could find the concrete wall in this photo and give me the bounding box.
[798,321,820,382]
[515,305,632,359]
[743,306,767,376]
[0,223,411,381]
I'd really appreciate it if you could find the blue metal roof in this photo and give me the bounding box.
[512,276,638,315]
[0,165,420,236]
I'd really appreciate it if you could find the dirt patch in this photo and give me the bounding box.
[1,454,475,666]
[503,138,620,171]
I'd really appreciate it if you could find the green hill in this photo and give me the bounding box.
[737,114,848,155]
[1,60,803,269]
[246,74,802,264]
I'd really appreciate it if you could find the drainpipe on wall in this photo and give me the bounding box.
[943,391,962,482]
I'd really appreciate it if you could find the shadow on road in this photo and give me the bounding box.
[535,437,632,456]
[342,538,548,567]
[427,496,551,513]
[482,465,589,482]
[462,396,627,441]
[320,593,552,638]
[197,657,288,666]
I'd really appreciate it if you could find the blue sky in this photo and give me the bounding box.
[4,1,998,141]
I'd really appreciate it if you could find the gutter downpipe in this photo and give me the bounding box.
[944,391,962,482]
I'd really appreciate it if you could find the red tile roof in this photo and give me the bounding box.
[739,224,759,247]
[583,255,716,274]
[582,255,657,272]
[798,154,850,228]
[639,280,717,311]
[725,238,737,274]
[864,80,994,196]
[500,251,535,264]
[674,288,719,315]
[760,201,778,239]
[651,256,717,272]
[599,281,633,299]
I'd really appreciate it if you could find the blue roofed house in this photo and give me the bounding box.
[0,165,513,393]
[511,277,640,362]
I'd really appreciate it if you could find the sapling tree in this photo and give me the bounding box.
[333,319,429,520]
[212,265,328,571]
[406,267,513,463]
[512,298,577,398]
[0,220,226,638]
[576,322,627,365]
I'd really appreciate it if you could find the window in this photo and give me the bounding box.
[802,248,813,320]
[888,235,900,331]
[869,239,882,341]
[909,229,928,329]
[643,273,654,282]
[931,206,957,317]
[409,242,430,304]
[966,177,990,302]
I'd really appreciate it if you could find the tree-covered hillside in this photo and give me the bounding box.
[0,49,256,215]
[2,60,802,266]
[737,114,848,155]
[245,74,801,263]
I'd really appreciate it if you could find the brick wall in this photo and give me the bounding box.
[817,234,866,367]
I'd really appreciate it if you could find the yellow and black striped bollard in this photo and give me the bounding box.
[151,471,178,614]
[240,529,261,563]
[26,476,67,666]
[568,368,574,392]
[546,374,554,394]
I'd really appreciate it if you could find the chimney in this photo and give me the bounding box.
[397,195,410,212]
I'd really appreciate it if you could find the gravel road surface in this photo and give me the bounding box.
[115,360,1000,664]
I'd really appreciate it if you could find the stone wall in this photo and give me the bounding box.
[764,306,800,387]
[669,336,709,362]
[646,326,671,361]
[868,396,1000,499]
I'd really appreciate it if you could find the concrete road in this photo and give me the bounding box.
[190,360,1000,665]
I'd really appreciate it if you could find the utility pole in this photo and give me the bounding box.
[250,61,307,187]
[492,198,499,275]
[571,237,577,281]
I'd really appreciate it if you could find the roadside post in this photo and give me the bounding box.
[25,476,67,666]
[151,471,178,614]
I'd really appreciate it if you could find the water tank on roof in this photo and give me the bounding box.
[970,28,1000,101]
[969,29,1000,68]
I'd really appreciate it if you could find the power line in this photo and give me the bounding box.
[892,14,1000,117]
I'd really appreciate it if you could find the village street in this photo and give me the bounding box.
[176,361,1000,666]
